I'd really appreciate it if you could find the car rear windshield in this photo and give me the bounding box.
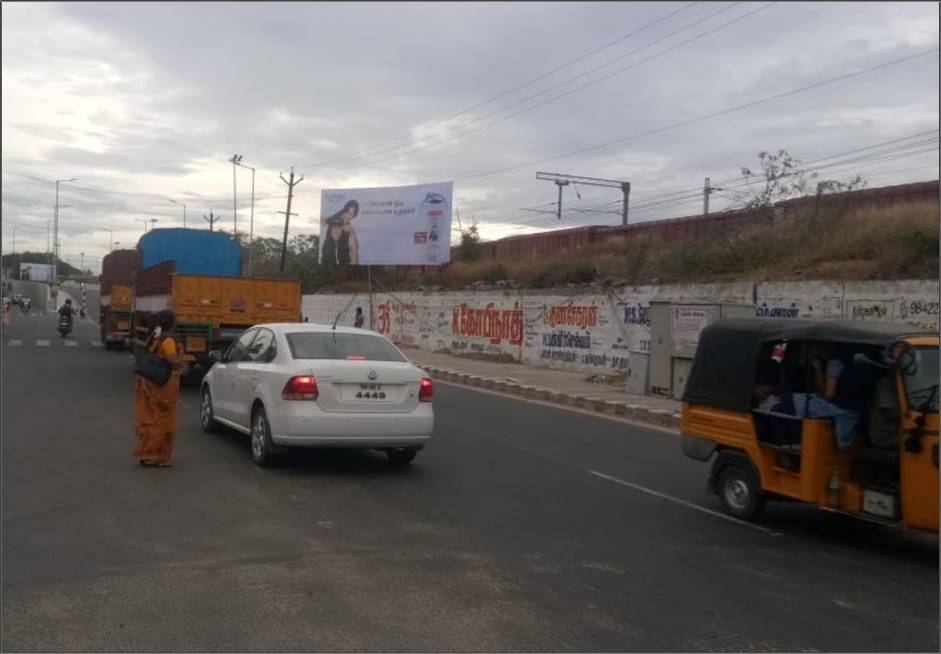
[285,332,407,362]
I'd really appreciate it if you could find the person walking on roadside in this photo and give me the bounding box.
[354,307,365,329]
[133,310,186,467]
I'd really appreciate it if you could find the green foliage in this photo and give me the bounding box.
[0,252,82,277]
[738,149,867,214]
[483,263,509,284]
[458,223,481,262]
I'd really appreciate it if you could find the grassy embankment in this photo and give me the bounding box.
[323,199,939,293]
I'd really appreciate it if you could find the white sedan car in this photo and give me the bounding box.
[200,323,434,466]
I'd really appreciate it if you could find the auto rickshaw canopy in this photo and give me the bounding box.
[682,318,933,413]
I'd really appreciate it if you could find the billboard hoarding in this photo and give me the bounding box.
[320,181,453,266]
[19,262,53,282]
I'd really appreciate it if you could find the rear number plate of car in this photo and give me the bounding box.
[344,383,387,400]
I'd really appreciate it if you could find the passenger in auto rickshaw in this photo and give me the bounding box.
[751,341,889,450]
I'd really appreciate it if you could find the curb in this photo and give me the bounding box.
[419,364,681,430]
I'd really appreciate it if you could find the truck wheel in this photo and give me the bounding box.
[251,406,276,467]
[386,447,418,467]
[717,464,765,521]
[200,387,219,433]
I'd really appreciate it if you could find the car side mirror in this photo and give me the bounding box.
[209,350,223,363]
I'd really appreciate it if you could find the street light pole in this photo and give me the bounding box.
[169,199,187,227]
[233,158,256,275]
[53,177,77,286]
[229,154,242,238]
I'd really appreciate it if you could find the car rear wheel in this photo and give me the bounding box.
[386,447,418,467]
[200,387,218,433]
[251,407,276,467]
[717,464,765,521]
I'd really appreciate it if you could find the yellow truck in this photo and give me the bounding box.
[100,249,138,350]
[132,262,301,371]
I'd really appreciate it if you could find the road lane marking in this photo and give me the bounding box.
[9,340,22,346]
[91,340,102,347]
[36,340,50,347]
[587,470,782,536]
[65,340,78,347]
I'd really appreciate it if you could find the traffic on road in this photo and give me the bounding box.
[1,305,938,652]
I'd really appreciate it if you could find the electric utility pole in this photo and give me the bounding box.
[703,177,722,216]
[203,210,220,232]
[278,166,303,273]
[536,172,632,225]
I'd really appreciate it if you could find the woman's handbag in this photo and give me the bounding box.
[134,337,172,386]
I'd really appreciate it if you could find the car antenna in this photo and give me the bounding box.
[332,294,358,332]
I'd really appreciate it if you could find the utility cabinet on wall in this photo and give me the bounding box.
[648,302,754,400]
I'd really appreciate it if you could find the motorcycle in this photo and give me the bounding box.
[58,314,73,338]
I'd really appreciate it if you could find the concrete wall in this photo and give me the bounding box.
[303,279,939,375]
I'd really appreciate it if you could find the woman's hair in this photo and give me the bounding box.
[155,310,176,331]
[324,199,359,224]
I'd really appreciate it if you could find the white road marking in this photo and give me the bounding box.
[36,340,50,347]
[587,470,782,536]
[91,340,102,347]
[9,340,22,346]
[64,340,78,347]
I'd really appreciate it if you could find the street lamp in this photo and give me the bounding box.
[233,157,256,275]
[169,199,187,227]
[54,177,77,286]
[229,154,242,237]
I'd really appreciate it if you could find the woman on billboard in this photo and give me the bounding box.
[321,200,360,265]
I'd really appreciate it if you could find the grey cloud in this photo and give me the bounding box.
[2,1,938,261]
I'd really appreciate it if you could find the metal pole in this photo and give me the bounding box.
[703,177,711,216]
[249,166,255,276]
[232,160,238,237]
[54,181,59,285]
[367,265,374,330]
[621,182,631,226]
[183,203,187,228]
[555,181,565,220]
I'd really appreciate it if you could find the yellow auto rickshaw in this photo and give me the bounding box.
[681,319,939,532]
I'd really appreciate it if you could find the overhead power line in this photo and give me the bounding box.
[300,2,702,169]
[455,47,939,183]
[510,131,939,228]
[323,3,772,171]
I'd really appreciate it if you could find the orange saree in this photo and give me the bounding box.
[133,336,180,465]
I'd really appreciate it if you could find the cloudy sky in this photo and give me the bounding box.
[2,1,938,273]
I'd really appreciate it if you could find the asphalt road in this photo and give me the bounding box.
[2,313,938,652]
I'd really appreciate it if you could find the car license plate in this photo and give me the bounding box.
[343,383,388,400]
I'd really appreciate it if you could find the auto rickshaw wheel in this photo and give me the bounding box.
[717,464,765,521]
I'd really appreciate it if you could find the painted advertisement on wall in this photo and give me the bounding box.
[320,182,453,266]
[302,279,940,378]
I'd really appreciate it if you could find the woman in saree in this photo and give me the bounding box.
[133,310,186,467]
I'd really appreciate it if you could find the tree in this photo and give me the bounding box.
[738,149,866,215]
[458,221,481,262]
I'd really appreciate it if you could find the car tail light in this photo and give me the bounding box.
[282,375,319,401]
[419,377,433,402]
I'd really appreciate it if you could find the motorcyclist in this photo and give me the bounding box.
[58,298,76,322]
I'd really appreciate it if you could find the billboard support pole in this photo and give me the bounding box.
[367,265,374,331]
